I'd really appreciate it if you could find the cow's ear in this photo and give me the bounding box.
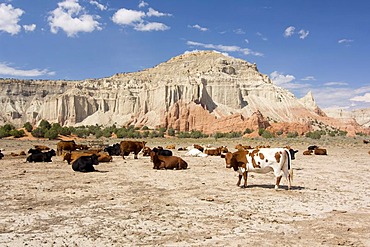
[220,154,225,158]
[294,150,299,153]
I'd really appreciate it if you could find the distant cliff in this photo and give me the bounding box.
[0,51,367,135]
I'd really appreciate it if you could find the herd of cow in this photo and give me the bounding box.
[0,140,332,190]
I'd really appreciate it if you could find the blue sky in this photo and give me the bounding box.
[1,0,370,110]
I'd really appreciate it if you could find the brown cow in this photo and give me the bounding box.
[235,144,253,151]
[303,150,313,155]
[57,140,77,156]
[165,144,176,149]
[142,146,152,156]
[314,148,327,155]
[120,140,146,159]
[204,147,222,156]
[150,151,188,170]
[34,145,50,151]
[63,151,112,164]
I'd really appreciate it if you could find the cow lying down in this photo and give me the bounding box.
[26,149,56,163]
[222,148,298,190]
[150,151,188,170]
[72,154,99,172]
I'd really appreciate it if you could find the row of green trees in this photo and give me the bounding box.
[0,120,356,140]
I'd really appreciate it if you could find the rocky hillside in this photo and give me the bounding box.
[0,50,367,135]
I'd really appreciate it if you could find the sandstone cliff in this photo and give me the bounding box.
[0,50,366,135]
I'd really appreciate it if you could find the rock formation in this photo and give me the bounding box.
[0,50,368,135]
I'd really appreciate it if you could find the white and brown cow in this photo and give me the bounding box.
[221,148,297,190]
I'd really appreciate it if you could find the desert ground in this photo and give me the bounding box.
[0,137,369,247]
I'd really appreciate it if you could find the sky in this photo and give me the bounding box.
[1,0,370,110]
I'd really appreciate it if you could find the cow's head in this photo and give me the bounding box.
[288,149,299,160]
[91,154,99,165]
[221,152,234,169]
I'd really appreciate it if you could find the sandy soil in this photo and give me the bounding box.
[0,137,369,247]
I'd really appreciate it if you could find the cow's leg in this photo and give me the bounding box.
[275,176,282,190]
[242,172,248,188]
[134,152,138,159]
[237,174,242,187]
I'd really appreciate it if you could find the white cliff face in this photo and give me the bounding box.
[0,50,328,132]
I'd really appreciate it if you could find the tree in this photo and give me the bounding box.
[39,119,51,130]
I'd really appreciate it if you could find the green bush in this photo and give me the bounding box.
[23,122,33,132]
[9,129,25,138]
[44,129,59,140]
[39,119,51,130]
[261,130,274,138]
[258,128,265,136]
[244,128,253,134]
[305,131,322,139]
[31,127,46,138]
[167,128,175,136]
[287,131,298,138]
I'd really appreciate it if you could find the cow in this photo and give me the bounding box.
[26,149,56,163]
[57,140,77,156]
[120,140,146,159]
[28,148,42,154]
[150,151,188,170]
[235,144,253,151]
[71,154,99,172]
[104,143,121,156]
[185,148,208,157]
[165,144,176,149]
[314,148,327,155]
[308,145,319,151]
[204,147,222,156]
[152,147,173,156]
[0,150,4,160]
[34,145,50,151]
[141,146,152,156]
[63,151,112,164]
[221,148,297,190]
[303,150,313,155]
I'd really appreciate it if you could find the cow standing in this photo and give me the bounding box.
[57,140,77,156]
[120,141,146,159]
[222,148,297,190]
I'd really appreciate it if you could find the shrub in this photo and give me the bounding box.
[44,129,59,140]
[31,127,46,138]
[9,129,25,138]
[287,131,299,138]
[258,128,265,136]
[244,128,253,134]
[23,122,33,132]
[167,128,175,136]
[305,131,321,139]
[261,130,274,139]
[39,119,51,130]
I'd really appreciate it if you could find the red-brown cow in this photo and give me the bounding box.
[57,140,77,156]
[150,151,188,170]
[120,141,146,159]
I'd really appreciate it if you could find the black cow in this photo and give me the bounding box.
[152,147,173,156]
[26,149,56,162]
[72,154,99,172]
[0,150,4,160]
[308,145,319,151]
[104,143,121,156]
[28,148,42,154]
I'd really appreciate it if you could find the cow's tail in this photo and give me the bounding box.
[285,150,293,183]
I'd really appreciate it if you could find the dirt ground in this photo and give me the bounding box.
[0,137,369,247]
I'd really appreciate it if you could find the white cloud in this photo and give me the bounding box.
[186,40,263,57]
[189,24,208,32]
[284,26,295,37]
[134,22,169,32]
[270,71,295,86]
[351,93,370,103]
[256,32,268,41]
[244,39,249,44]
[324,81,348,86]
[0,62,55,77]
[233,28,245,35]
[112,6,170,32]
[301,76,316,81]
[0,3,24,35]
[23,24,36,32]
[89,1,107,11]
[48,0,102,37]
[338,39,354,44]
[112,8,145,26]
[147,7,171,17]
[138,1,148,8]
[298,29,309,39]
